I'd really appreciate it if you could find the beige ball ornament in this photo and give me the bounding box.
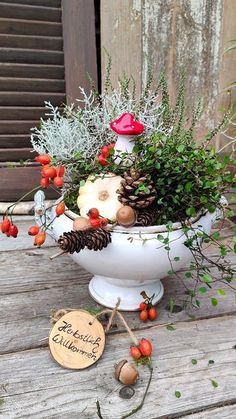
[115,360,139,385]
[77,173,124,221]
[116,206,137,227]
[73,216,90,231]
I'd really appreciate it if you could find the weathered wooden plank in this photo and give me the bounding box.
[62,0,97,103]
[0,48,63,64]
[0,63,64,79]
[141,0,224,128]
[0,2,61,22]
[0,92,65,106]
[0,167,58,201]
[0,135,31,148]
[0,17,62,36]
[0,107,48,121]
[0,77,64,92]
[0,147,35,161]
[0,239,235,353]
[2,0,61,7]
[0,316,235,418]
[0,120,38,134]
[181,404,236,418]
[101,0,142,95]
[0,34,63,51]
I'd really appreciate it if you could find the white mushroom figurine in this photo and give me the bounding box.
[110,112,144,163]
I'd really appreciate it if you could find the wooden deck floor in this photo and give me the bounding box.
[0,216,235,419]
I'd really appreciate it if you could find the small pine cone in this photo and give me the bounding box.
[85,228,112,251]
[117,168,157,209]
[58,230,86,254]
[135,207,159,227]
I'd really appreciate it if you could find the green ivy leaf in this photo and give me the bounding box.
[177,144,185,153]
[217,289,226,296]
[175,390,181,398]
[202,274,213,283]
[211,297,218,306]
[208,360,215,366]
[174,256,180,262]
[166,324,176,331]
[199,287,207,294]
[210,379,218,388]
[191,358,197,365]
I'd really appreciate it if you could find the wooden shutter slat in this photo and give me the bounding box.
[0,63,64,78]
[0,34,63,51]
[0,3,61,22]
[0,120,38,134]
[1,0,61,7]
[0,166,57,201]
[0,92,65,106]
[0,18,62,36]
[0,147,35,161]
[0,107,50,120]
[0,134,31,148]
[0,77,64,92]
[0,48,63,64]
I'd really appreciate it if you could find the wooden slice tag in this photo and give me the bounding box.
[49,310,105,370]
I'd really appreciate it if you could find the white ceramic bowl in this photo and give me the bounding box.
[47,205,221,311]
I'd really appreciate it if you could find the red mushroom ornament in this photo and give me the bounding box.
[110,113,144,164]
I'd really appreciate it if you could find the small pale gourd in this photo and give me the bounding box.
[77,173,124,221]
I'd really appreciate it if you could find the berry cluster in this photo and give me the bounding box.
[130,338,152,359]
[87,208,108,229]
[36,154,65,189]
[98,143,115,166]
[28,226,46,247]
[1,217,18,238]
[28,201,66,247]
[139,293,158,322]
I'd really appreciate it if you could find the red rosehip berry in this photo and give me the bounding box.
[138,338,153,357]
[101,145,110,156]
[1,217,11,233]
[40,177,49,188]
[35,154,51,165]
[100,217,108,227]
[34,232,46,247]
[41,166,57,179]
[139,302,148,311]
[148,306,158,321]
[56,165,65,177]
[53,176,64,188]
[89,218,101,229]
[8,224,18,238]
[28,225,40,236]
[130,346,142,360]
[56,201,65,216]
[98,154,108,166]
[88,208,100,219]
[139,310,148,322]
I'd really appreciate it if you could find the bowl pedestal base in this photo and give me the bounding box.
[88,275,164,311]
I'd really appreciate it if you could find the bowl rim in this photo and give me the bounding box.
[63,206,211,234]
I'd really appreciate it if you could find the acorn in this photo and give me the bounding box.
[116,206,137,227]
[114,360,139,385]
[73,216,90,231]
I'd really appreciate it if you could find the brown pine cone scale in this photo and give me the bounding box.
[135,206,159,227]
[117,168,157,209]
[58,228,112,254]
[58,230,86,254]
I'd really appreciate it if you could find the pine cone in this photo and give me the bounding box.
[85,228,112,251]
[117,168,157,209]
[135,206,159,227]
[58,230,86,254]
